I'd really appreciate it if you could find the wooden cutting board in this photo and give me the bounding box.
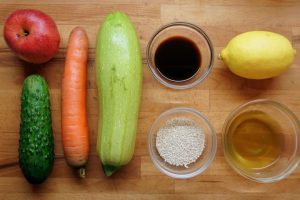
[0,1,300,199]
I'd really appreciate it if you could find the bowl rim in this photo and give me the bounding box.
[222,99,300,183]
[146,22,214,90]
[148,107,217,179]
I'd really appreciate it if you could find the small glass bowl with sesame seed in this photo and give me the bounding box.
[148,107,217,179]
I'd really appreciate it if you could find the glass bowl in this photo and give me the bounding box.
[146,22,214,90]
[222,99,300,183]
[148,107,217,179]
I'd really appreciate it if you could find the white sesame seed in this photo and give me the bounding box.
[155,118,205,168]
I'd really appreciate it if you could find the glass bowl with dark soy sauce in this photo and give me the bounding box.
[146,22,214,89]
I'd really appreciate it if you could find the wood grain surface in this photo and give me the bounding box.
[1,0,300,199]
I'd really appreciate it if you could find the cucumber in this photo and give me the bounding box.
[96,12,142,176]
[19,74,54,184]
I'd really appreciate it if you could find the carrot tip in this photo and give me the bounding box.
[78,167,86,178]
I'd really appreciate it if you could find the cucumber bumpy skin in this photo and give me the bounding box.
[19,74,54,184]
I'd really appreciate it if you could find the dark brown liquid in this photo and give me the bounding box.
[154,36,201,81]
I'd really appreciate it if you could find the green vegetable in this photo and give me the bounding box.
[96,12,142,176]
[19,74,54,184]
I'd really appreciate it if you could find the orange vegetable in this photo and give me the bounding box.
[62,27,89,178]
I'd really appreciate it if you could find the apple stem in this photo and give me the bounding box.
[17,29,29,37]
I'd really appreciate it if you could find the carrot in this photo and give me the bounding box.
[62,27,89,178]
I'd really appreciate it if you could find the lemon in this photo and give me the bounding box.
[219,31,296,79]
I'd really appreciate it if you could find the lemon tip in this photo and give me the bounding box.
[218,49,225,60]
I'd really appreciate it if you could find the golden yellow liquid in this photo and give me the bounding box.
[226,110,283,170]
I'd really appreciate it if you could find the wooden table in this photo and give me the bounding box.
[1,1,300,199]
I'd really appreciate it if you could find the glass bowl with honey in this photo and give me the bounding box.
[222,99,300,183]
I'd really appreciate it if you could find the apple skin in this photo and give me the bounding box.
[4,9,60,64]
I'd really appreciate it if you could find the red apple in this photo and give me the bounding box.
[3,9,60,64]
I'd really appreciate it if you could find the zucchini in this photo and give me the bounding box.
[19,74,54,184]
[96,12,142,176]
